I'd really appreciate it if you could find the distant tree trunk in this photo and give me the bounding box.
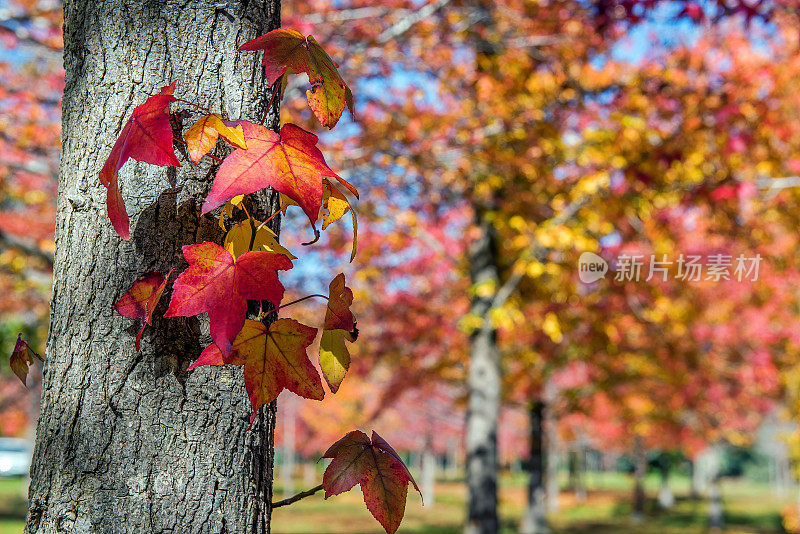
[657,455,674,509]
[281,397,296,498]
[632,436,647,523]
[520,401,549,534]
[708,475,724,530]
[689,459,701,499]
[447,437,460,480]
[544,386,560,513]
[465,212,501,534]
[569,444,587,503]
[26,1,281,532]
[708,446,724,530]
[421,432,437,509]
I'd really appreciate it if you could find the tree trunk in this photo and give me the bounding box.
[520,401,548,534]
[569,444,586,503]
[708,476,724,530]
[280,397,296,498]
[464,214,501,534]
[421,432,437,510]
[657,455,674,510]
[632,436,646,523]
[544,386,559,513]
[708,446,724,530]
[26,1,281,532]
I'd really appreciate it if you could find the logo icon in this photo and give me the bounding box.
[578,252,608,283]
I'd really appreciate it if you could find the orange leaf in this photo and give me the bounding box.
[184,113,246,164]
[241,318,324,420]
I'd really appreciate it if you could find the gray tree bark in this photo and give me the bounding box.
[708,445,724,530]
[464,215,500,534]
[26,1,282,532]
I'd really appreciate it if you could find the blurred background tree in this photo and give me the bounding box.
[6,0,800,533]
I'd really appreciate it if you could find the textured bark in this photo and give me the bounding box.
[26,1,282,532]
[520,401,548,534]
[464,215,500,534]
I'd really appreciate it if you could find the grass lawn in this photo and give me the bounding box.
[0,471,791,533]
[0,477,26,534]
[271,471,791,533]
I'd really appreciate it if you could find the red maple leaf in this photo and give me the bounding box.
[114,270,173,351]
[10,334,42,386]
[202,121,356,225]
[164,242,293,355]
[99,82,180,240]
[240,29,354,128]
[323,430,422,534]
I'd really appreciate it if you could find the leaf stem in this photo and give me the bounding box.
[258,206,288,230]
[271,484,324,508]
[175,98,212,114]
[275,294,328,312]
[260,76,282,126]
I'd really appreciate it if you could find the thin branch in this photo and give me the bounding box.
[375,0,452,45]
[274,294,328,313]
[0,229,54,266]
[303,7,401,24]
[283,0,452,97]
[174,98,212,114]
[271,484,323,508]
